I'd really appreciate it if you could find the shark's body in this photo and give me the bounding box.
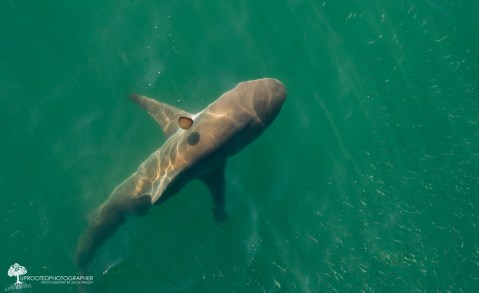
[75,78,286,272]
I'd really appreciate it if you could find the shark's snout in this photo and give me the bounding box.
[248,78,287,126]
[266,78,287,108]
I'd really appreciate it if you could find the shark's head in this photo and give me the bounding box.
[242,78,287,127]
[194,78,286,157]
[234,78,287,144]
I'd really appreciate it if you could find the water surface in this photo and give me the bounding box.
[1,1,478,292]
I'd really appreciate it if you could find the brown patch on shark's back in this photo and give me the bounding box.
[178,116,193,130]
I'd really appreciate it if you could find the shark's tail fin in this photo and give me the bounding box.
[75,202,127,273]
[75,194,152,273]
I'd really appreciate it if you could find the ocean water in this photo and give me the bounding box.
[1,1,478,292]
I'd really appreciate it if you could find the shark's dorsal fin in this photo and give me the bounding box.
[129,93,194,138]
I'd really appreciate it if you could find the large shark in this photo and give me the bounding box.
[75,78,287,272]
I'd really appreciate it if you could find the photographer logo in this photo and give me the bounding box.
[5,263,31,291]
[4,263,93,291]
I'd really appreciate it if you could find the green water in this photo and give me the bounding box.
[1,1,478,292]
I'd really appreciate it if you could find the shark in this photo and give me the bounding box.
[75,78,287,272]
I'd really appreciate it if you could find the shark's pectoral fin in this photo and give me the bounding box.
[129,93,194,138]
[212,206,228,224]
[200,161,228,224]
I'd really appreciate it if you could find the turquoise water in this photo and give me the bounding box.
[1,1,478,292]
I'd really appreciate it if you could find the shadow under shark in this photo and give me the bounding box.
[75,78,287,272]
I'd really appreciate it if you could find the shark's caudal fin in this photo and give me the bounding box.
[129,93,194,137]
[75,193,152,273]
